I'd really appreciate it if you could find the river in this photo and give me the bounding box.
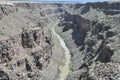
[52,25,71,80]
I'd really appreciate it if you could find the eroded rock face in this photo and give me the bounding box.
[0,4,17,19]
[21,28,42,48]
[0,69,9,80]
[1,2,120,80]
[56,2,120,80]
[78,2,120,15]
[89,63,120,80]
[61,12,91,46]
[0,24,52,79]
[0,3,64,80]
[61,15,120,79]
[0,37,20,63]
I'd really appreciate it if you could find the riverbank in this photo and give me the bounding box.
[52,23,71,80]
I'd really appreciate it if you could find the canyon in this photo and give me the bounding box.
[0,1,120,80]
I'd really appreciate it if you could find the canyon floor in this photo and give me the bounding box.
[0,1,120,80]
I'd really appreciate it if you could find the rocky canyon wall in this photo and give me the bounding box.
[56,2,120,80]
[0,3,64,80]
[1,2,120,80]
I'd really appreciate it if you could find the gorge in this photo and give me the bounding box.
[52,23,71,80]
[0,1,120,80]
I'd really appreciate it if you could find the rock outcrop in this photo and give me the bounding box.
[0,23,53,79]
[0,4,17,19]
[1,2,120,80]
[56,2,120,80]
[0,3,63,80]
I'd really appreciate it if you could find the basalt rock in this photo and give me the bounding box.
[0,69,9,80]
[0,4,17,20]
[1,2,120,80]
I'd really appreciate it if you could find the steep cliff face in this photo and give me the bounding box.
[74,2,120,15]
[0,26,52,79]
[56,2,120,80]
[0,3,63,80]
[1,2,120,80]
[61,12,91,46]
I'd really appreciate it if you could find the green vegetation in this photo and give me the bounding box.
[69,61,74,72]
[54,26,65,39]
[58,66,61,73]
[69,49,74,72]
[106,15,113,20]
[60,59,65,66]
[96,61,100,64]
[102,15,114,24]
[58,32,65,39]
[69,49,74,56]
